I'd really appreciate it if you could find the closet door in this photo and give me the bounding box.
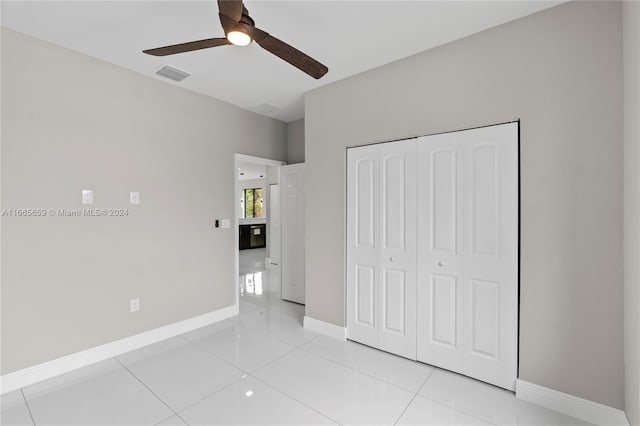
[460,124,518,390]
[417,123,518,391]
[416,132,464,372]
[347,145,379,347]
[378,140,417,358]
[347,140,417,358]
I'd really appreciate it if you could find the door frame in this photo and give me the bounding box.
[344,120,521,385]
[234,153,286,309]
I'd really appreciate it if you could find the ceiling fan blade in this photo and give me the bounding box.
[217,0,243,23]
[254,30,328,79]
[143,37,230,56]
[218,12,237,34]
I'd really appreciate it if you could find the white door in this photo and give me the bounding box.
[417,123,518,390]
[269,184,281,265]
[281,164,305,304]
[346,145,379,346]
[347,140,418,359]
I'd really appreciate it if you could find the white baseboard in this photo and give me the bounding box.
[303,316,346,340]
[0,304,238,395]
[516,379,630,426]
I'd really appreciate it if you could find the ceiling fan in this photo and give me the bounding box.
[143,0,328,79]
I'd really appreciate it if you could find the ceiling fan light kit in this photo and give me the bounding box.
[227,28,251,46]
[143,0,328,79]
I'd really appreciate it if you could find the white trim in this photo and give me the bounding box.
[0,305,238,395]
[304,316,347,340]
[516,379,630,426]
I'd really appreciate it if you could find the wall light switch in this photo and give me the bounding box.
[221,219,231,229]
[130,191,140,205]
[82,189,93,205]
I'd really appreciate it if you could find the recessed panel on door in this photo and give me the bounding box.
[383,268,406,334]
[431,274,457,348]
[432,150,458,253]
[471,279,500,359]
[357,159,376,248]
[356,265,375,327]
[472,145,499,256]
[383,156,406,250]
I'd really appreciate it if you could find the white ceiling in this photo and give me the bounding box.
[1,0,562,123]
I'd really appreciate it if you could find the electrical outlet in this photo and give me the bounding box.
[130,298,140,313]
[82,189,93,205]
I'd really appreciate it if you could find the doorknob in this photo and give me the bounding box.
[438,260,446,267]
[389,257,396,262]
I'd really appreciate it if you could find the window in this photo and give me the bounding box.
[241,188,263,218]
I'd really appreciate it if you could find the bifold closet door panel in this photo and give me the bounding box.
[347,145,380,347]
[378,140,417,359]
[416,123,518,391]
[416,132,465,372]
[347,140,418,359]
[460,124,518,390]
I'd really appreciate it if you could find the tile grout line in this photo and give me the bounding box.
[181,315,310,375]
[392,365,435,425]
[250,347,422,425]
[239,341,301,373]
[248,373,343,425]
[416,365,436,391]
[183,306,309,351]
[178,332,265,376]
[154,412,187,426]
[412,369,500,425]
[167,375,248,419]
[412,392,500,426]
[174,328,324,416]
[392,392,420,425]
[113,357,189,426]
[175,334,253,375]
[233,316,317,348]
[297,344,429,394]
[20,388,37,426]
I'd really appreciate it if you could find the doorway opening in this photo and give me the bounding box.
[234,154,286,309]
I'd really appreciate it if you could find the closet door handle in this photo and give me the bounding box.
[389,257,396,262]
[438,260,446,267]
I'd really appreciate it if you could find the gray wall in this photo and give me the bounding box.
[286,119,305,164]
[1,28,286,374]
[624,2,640,424]
[304,1,624,409]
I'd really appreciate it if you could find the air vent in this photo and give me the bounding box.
[155,65,190,82]
[252,103,280,115]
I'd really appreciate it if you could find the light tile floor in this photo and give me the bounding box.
[1,248,591,425]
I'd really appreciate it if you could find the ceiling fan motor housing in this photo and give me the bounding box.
[239,11,254,28]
